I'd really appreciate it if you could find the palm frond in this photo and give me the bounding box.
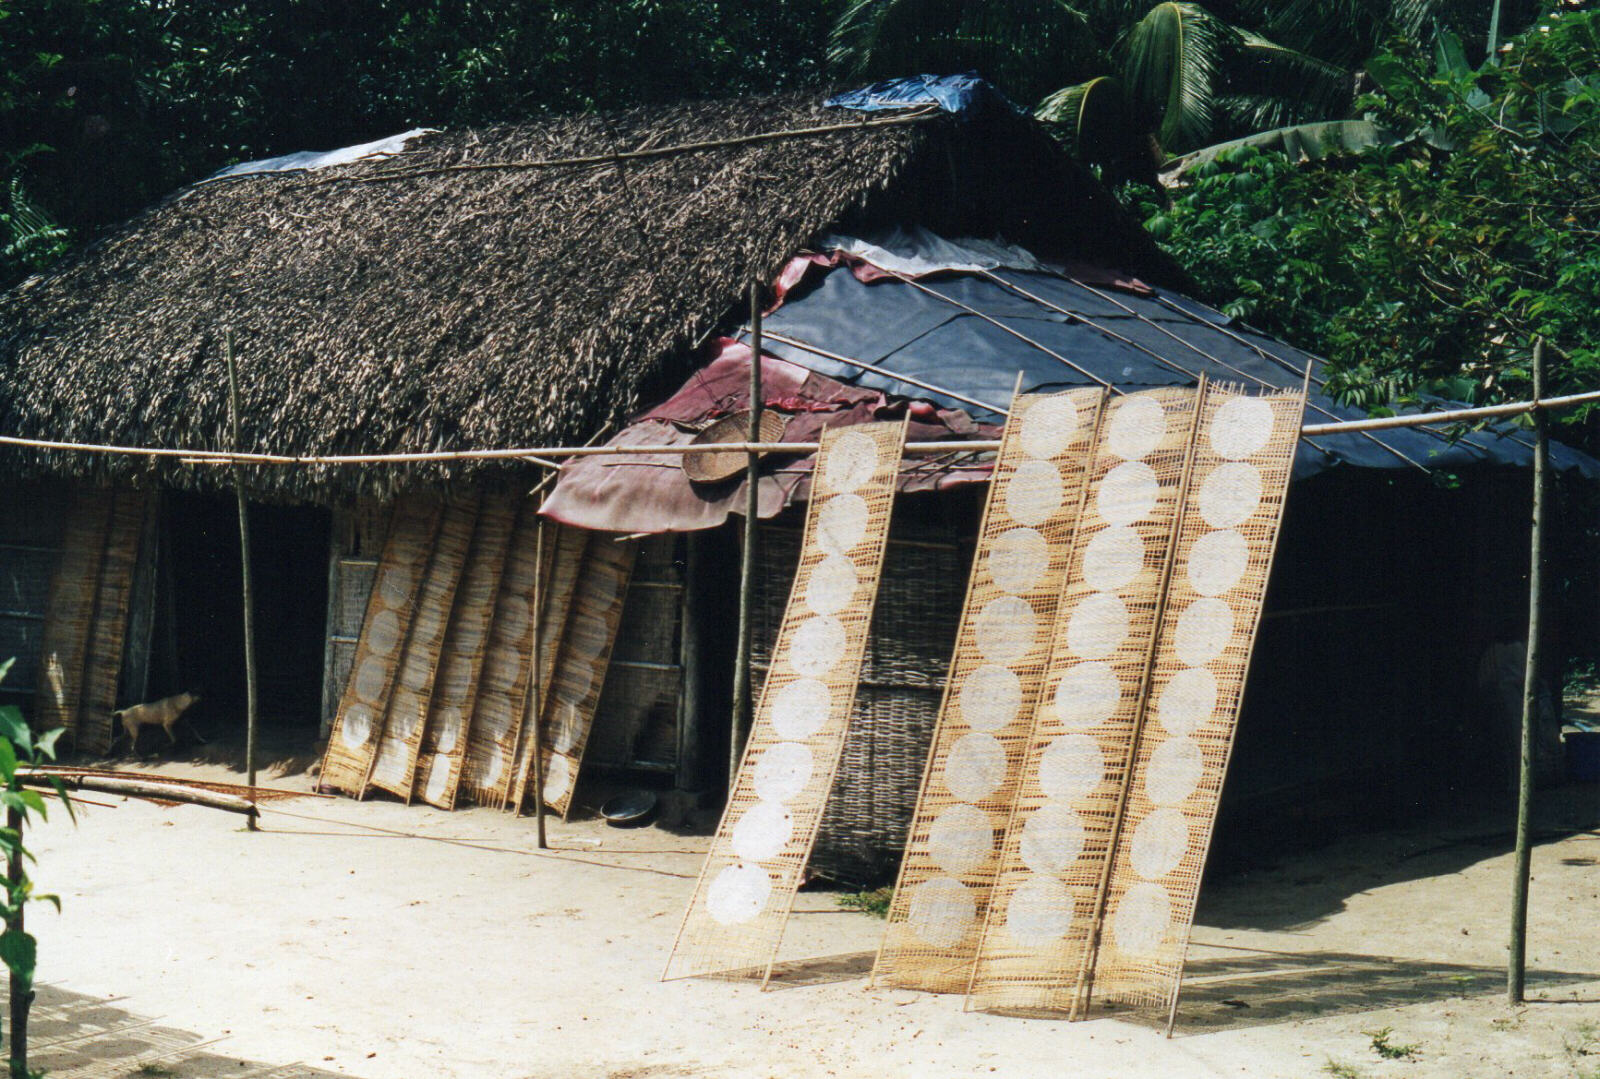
[1230,30,1355,122]
[1123,1,1223,153]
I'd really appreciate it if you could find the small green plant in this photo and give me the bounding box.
[134,1064,180,1077]
[1365,1026,1422,1061]
[1566,1021,1599,1059]
[836,886,893,918]
[1322,1059,1363,1078]
[0,658,74,1079]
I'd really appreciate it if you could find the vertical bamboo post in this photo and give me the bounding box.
[1508,338,1547,1004]
[6,805,29,1079]
[730,282,763,787]
[224,331,260,829]
[531,516,548,848]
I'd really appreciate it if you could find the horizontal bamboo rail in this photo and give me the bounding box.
[1,387,1596,468]
[17,770,259,817]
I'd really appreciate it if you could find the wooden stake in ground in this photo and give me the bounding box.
[224,332,260,829]
[729,282,763,787]
[1509,338,1548,1004]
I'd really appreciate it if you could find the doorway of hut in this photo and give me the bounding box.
[142,492,330,760]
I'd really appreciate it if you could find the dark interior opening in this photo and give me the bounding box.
[149,492,330,746]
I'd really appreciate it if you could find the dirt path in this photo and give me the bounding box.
[18,760,1600,1078]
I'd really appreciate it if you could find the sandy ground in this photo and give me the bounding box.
[15,756,1600,1079]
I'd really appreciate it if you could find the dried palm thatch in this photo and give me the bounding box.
[0,94,1181,504]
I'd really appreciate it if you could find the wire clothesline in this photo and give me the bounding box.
[1,389,1596,468]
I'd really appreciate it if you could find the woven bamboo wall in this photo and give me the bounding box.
[967,387,1201,1017]
[33,487,115,741]
[520,534,636,817]
[415,495,517,809]
[320,496,444,796]
[367,495,481,797]
[77,490,149,753]
[1088,384,1305,1016]
[463,518,583,808]
[665,421,907,983]
[874,389,1107,994]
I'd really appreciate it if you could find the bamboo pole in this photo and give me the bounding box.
[1508,338,1548,1004]
[15,772,259,817]
[7,805,29,1079]
[731,283,763,787]
[224,332,260,830]
[8,387,1600,468]
[530,517,548,847]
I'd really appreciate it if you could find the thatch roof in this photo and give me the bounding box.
[0,92,1182,503]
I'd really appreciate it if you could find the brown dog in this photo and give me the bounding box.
[111,691,204,750]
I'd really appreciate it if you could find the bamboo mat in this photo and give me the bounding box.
[1087,383,1305,1018]
[966,387,1202,1017]
[320,496,444,796]
[665,421,907,984]
[462,518,583,808]
[77,490,149,754]
[33,487,116,742]
[518,534,636,818]
[367,495,481,798]
[873,390,1107,994]
[414,495,517,809]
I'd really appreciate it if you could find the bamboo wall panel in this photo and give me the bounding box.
[77,490,149,753]
[367,495,481,798]
[462,517,584,808]
[415,495,517,809]
[1089,384,1305,1016]
[873,389,1106,994]
[665,421,907,983]
[320,496,443,796]
[33,487,116,741]
[967,387,1201,1017]
[519,535,637,817]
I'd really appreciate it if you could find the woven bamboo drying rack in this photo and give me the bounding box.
[874,388,1107,994]
[665,421,907,984]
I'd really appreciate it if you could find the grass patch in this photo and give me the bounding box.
[1322,1059,1363,1078]
[1365,1026,1422,1061]
[133,1065,180,1077]
[836,886,893,918]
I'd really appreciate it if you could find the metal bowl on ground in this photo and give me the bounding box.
[599,790,659,827]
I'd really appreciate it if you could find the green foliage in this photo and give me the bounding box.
[0,659,73,1079]
[1322,1060,1364,1079]
[836,885,894,917]
[1365,1026,1423,1060]
[1138,8,1600,432]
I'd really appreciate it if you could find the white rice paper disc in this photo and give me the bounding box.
[1019,395,1080,460]
[425,754,451,804]
[988,527,1050,595]
[549,701,584,754]
[960,665,1023,733]
[1210,396,1275,460]
[1038,733,1105,802]
[789,616,847,678]
[365,609,402,657]
[822,430,881,493]
[1106,396,1167,461]
[731,801,793,862]
[944,732,1006,802]
[1156,666,1216,735]
[567,613,610,661]
[556,659,596,708]
[1129,808,1190,879]
[1174,597,1234,666]
[1004,460,1065,527]
[1112,881,1172,955]
[1082,526,1145,592]
[1053,661,1122,729]
[973,596,1038,664]
[1144,735,1204,805]
[753,741,814,802]
[496,595,531,642]
[1197,462,1262,528]
[480,745,504,786]
[1006,877,1076,947]
[1097,461,1160,526]
[927,803,995,875]
[433,708,462,755]
[1187,529,1248,597]
[542,752,572,803]
[1067,592,1130,661]
[353,655,388,704]
[707,863,772,926]
[376,563,416,609]
[1019,803,1087,874]
[805,555,858,616]
[583,566,624,614]
[816,494,869,555]
[339,704,374,749]
[907,877,976,948]
[770,679,831,740]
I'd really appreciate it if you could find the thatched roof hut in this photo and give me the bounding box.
[0,92,1179,502]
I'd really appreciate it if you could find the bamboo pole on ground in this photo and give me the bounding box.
[224,332,260,830]
[1509,338,1548,1004]
[730,283,763,787]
